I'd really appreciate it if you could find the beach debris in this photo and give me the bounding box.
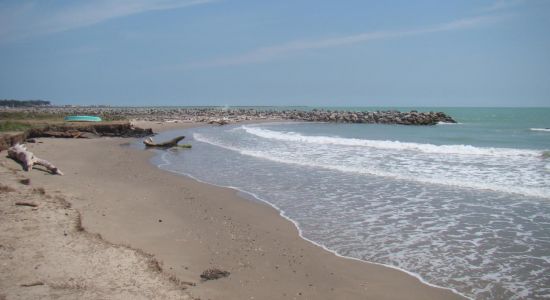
[143,136,190,148]
[15,201,38,207]
[208,118,230,125]
[20,281,44,287]
[7,144,64,175]
[200,268,230,281]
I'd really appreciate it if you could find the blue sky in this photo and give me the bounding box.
[0,0,549,106]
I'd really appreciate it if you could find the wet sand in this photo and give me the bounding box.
[2,121,464,299]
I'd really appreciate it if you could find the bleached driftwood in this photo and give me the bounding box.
[143,136,187,148]
[7,144,64,175]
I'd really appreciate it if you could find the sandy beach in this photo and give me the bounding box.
[0,121,463,299]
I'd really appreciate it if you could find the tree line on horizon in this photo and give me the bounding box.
[0,99,50,107]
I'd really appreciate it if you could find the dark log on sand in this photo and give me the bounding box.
[143,136,187,148]
[208,119,230,125]
[20,281,44,287]
[15,201,38,207]
[8,144,64,175]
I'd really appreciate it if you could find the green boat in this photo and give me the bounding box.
[64,115,102,122]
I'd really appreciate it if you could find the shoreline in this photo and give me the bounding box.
[2,120,464,299]
[156,150,469,299]
[134,121,467,299]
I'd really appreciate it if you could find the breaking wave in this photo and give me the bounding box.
[242,126,541,157]
[194,130,550,199]
[530,128,550,132]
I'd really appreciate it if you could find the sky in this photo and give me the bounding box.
[0,0,549,107]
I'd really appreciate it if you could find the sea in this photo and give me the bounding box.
[148,107,550,300]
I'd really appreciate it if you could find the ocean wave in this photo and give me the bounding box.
[241,126,540,157]
[530,128,550,132]
[437,121,462,125]
[193,133,550,199]
[153,152,471,299]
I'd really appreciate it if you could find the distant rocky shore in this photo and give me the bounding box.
[2,106,456,125]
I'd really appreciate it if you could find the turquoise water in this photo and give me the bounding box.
[150,107,550,299]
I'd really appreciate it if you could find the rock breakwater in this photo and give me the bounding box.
[282,109,456,125]
[2,106,457,125]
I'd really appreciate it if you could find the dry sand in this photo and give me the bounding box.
[0,121,464,300]
[0,160,190,299]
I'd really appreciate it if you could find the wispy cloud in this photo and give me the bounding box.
[479,0,526,12]
[0,0,218,43]
[188,15,504,68]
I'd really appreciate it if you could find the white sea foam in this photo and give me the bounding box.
[530,128,550,132]
[154,151,470,299]
[437,121,463,125]
[193,133,550,199]
[241,126,541,157]
[157,123,550,299]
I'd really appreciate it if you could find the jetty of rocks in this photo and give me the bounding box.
[2,106,457,125]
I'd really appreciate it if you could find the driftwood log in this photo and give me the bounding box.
[15,201,38,207]
[143,136,188,148]
[8,144,64,175]
[208,119,230,125]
